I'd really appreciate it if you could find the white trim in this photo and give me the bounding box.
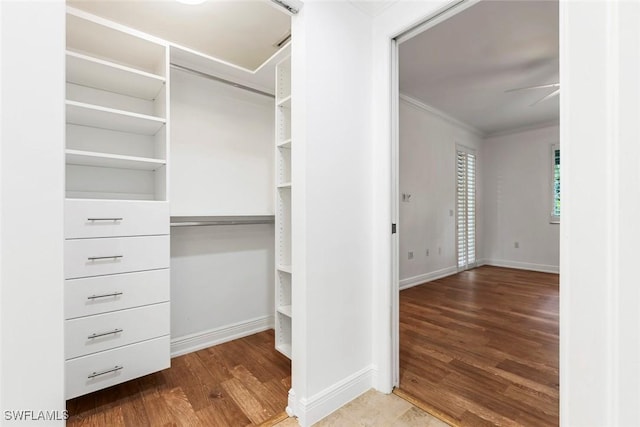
[295,366,374,427]
[170,315,274,357]
[399,266,458,290]
[485,120,560,139]
[482,259,559,274]
[399,93,485,137]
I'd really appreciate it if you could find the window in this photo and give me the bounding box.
[551,144,560,223]
[456,147,476,270]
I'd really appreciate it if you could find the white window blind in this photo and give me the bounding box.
[457,148,476,270]
[551,143,560,223]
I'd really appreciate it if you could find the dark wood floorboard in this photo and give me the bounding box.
[396,266,559,426]
[67,329,291,427]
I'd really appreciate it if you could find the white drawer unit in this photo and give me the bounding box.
[64,10,171,400]
[65,199,169,239]
[65,302,170,359]
[65,335,170,400]
[65,235,169,279]
[65,269,169,319]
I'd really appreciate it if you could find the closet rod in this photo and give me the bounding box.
[170,63,275,99]
[170,216,275,227]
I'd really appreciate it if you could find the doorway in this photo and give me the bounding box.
[391,1,560,424]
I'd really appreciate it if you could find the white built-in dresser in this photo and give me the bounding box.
[63,9,171,399]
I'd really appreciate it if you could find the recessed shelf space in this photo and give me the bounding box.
[277,265,292,274]
[277,139,292,149]
[66,100,165,135]
[66,149,165,171]
[275,55,292,361]
[67,51,165,100]
[276,343,292,359]
[277,95,291,109]
[276,56,291,102]
[276,312,292,359]
[67,11,167,77]
[277,305,292,317]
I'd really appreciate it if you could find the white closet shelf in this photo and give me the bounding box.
[67,50,165,100]
[66,100,165,135]
[277,95,291,109]
[277,139,292,149]
[276,343,292,358]
[66,149,166,171]
[277,265,292,274]
[277,305,292,317]
[277,183,292,189]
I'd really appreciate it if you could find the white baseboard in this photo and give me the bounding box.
[295,365,374,427]
[399,266,458,290]
[481,259,559,274]
[170,315,274,358]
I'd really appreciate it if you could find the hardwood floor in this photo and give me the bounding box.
[396,266,559,426]
[67,330,291,427]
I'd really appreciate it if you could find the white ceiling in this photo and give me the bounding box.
[67,0,291,71]
[348,1,398,17]
[399,0,559,136]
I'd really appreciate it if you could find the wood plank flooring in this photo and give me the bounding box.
[396,266,559,426]
[66,330,291,427]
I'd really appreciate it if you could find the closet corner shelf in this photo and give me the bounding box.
[66,149,166,171]
[277,183,292,189]
[66,50,165,100]
[276,343,292,358]
[277,265,292,274]
[277,305,292,317]
[277,139,292,149]
[66,100,166,135]
[276,95,291,109]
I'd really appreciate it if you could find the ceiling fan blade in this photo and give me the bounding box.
[530,88,560,106]
[505,82,560,93]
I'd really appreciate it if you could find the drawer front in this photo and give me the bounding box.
[65,269,169,319]
[65,235,169,279]
[65,335,169,400]
[66,302,170,359]
[65,199,169,239]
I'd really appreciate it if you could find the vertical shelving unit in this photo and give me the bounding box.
[63,9,171,400]
[65,12,169,201]
[275,56,292,358]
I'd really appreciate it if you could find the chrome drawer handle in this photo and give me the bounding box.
[87,218,123,222]
[87,328,123,339]
[87,255,123,261]
[87,292,123,300]
[88,366,123,379]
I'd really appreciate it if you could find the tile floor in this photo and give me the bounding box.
[274,390,450,427]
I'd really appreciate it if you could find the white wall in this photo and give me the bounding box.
[291,2,374,425]
[0,2,66,424]
[561,1,640,424]
[399,96,483,288]
[169,224,274,355]
[170,68,274,216]
[482,125,559,273]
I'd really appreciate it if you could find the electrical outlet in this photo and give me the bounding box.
[426,249,430,256]
[514,241,519,249]
[408,251,414,259]
[438,247,442,255]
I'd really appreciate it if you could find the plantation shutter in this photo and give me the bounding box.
[457,148,476,270]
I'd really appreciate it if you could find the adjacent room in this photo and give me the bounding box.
[395,1,560,425]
